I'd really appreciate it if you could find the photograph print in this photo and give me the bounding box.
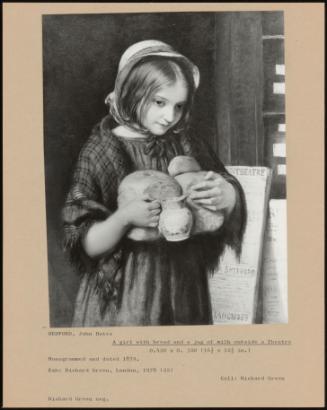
[43,11,287,328]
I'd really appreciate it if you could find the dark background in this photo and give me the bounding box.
[43,11,284,327]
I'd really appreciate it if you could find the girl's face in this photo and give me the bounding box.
[141,79,188,136]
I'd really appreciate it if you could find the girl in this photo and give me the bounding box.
[62,40,247,327]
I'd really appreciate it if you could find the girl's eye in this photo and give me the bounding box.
[176,104,184,111]
[155,100,165,107]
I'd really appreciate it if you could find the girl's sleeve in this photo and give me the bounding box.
[61,140,115,275]
[189,134,247,269]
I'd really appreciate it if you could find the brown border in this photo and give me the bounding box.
[3,3,324,407]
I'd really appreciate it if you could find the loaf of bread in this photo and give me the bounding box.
[168,155,201,176]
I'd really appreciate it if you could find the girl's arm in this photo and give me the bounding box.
[62,133,161,270]
[181,132,243,217]
[189,171,237,215]
[82,197,161,258]
[182,132,247,265]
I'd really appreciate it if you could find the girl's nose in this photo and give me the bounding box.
[163,106,175,123]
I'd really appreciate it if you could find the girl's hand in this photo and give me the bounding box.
[189,171,236,213]
[121,195,161,228]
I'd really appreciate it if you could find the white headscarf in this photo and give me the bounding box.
[105,40,200,131]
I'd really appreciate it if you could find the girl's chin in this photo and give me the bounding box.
[148,124,172,136]
[151,131,168,136]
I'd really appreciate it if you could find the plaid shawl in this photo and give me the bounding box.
[62,115,247,313]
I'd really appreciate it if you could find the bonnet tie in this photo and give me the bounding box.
[143,134,173,158]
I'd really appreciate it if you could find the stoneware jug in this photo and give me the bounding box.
[158,195,193,242]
